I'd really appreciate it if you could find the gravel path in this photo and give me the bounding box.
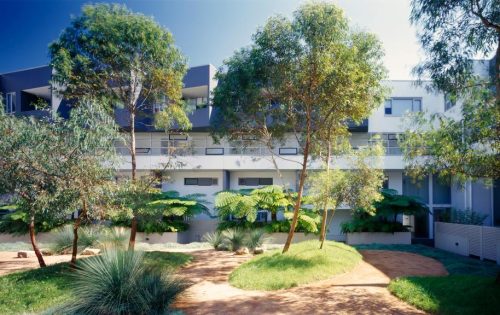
[174,249,448,315]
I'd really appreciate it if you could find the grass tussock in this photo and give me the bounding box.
[229,240,361,290]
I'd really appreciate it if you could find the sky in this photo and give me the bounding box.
[0,0,423,79]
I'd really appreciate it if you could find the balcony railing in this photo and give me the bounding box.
[115,144,402,157]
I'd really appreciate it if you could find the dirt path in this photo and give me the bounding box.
[0,252,76,276]
[174,249,448,315]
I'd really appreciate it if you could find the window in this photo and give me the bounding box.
[384,98,422,116]
[4,92,15,113]
[185,97,208,110]
[279,147,298,155]
[444,94,456,111]
[256,211,268,222]
[184,178,218,186]
[205,148,224,155]
[238,178,273,186]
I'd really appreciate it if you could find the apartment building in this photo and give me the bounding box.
[1,63,499,242]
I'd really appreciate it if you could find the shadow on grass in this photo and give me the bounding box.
[389,275,500,315]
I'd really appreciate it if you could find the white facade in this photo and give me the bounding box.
[115,74,499,241]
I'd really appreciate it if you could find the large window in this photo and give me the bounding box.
[384,98,422,116]
[186,97,208,110]
[238,178,273,186]
[444,94,456,111]
[184,178,218,186]
[4,92,15,114]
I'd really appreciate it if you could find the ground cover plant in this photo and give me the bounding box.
[357,244,500,315]
[229,240,361,290]
[0,251,192,314]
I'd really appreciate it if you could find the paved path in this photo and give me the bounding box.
[174,249,448,315]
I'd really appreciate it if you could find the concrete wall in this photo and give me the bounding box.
[346,232,411,245]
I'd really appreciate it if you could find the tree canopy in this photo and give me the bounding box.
[212,2,387,252]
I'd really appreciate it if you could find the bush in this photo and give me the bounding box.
[0,210,67,235]
[48,250,186,315]
[203,231,224,250]
[50,225,103,254]
[245,229,268,250]
[112,217,189,233]
[217,218,318,234]
[50,225,128,254]
[222,228,246,251]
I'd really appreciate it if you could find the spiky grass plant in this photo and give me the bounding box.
[222,228,246,251]
[49,225,75,254]
[245,229,268,250]
[98,226,128,250]
[47,250,186,315]
[202,231,224,250]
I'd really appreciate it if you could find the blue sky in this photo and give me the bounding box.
[0,0,421,79]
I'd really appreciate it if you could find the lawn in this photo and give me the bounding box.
[0,251,192,314]
[357,244,500,315]
[229,240,361,290]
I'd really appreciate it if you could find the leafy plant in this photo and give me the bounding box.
[341,189,428,233]
[48,250,186,315]
[245,229,268,250]
[0,210,67,235]
[222,228,246,251]
[202,231,224,250]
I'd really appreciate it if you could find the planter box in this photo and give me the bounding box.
[346,232,411,245]
[267,232,317,244]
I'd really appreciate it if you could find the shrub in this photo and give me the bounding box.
[203,231,224,250]
[48,250,186,315]
[98,227,128,250]
[222,228,246,251]
[245,229,268,250]
[0,210,67,235]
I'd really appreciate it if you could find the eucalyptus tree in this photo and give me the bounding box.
[308,141,385,249]
[0,103,116,267]
[49,4,191,249]
[212,3,387,252]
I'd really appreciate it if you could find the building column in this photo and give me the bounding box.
[428,174,434,239]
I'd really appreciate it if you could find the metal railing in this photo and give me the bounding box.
[115,144,402,157]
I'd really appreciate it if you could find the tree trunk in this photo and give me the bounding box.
[70,198,87,269]
[70,216,80,269]
[128,110,138,250]
[29,214,46,268]
[282,137,310,254]
[129,216,137,251]
[319,141,331,249]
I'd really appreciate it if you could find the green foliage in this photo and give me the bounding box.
[389,275,500,315]
[438,208,488,226]
[0,210,67,235]
[49,250,187,315]
[50,226,129,254]
[341,189,428,233]
[0,251,191,314]
[202,231,224,250]
[400,93,500,185]
[110,184,207,233]
[410,0,499,94]
[221,228,247,251]
[215,191,259,222]
[50,3,190,131]
[229,240,361,290]
[246,229,268,250]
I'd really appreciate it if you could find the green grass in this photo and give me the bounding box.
[389,275,500,315]
[357,244,500,315]
[0,251,192,314]
[229,240,361,290]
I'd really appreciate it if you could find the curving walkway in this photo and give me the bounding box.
[174,249,448,315]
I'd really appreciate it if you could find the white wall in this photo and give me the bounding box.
[369,80,445,133]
